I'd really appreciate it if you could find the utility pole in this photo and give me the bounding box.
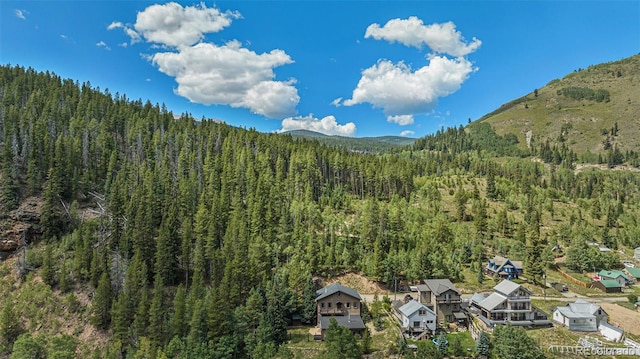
[394,275,397,302]
[543,271,546,303]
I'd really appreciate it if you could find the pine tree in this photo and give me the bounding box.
[0,298,22,349]
[41,243,56,286]
[171,284,187,339]
[148,274,166,349]
[301,274,317,324]
[59,259,71,293]
[323,317,362,359]
[475,330,490,358]
[111,293,130,346]
[91,271,112,330]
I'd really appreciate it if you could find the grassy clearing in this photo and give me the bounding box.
[532,299,570,315]
[544,269,598,297]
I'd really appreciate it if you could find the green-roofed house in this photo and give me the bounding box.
[598,270,632,287]
[590,279,622,293]
[626,267,640,281]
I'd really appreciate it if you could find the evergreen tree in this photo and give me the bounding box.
[493,324,546,359]
[148,274,167,349]
[0,298,22,350]
[301,274,317,324]
[475,330,490,358]
[91,271,112,330]
[132,288,150,339]
[171,284,187,340]
[41,243,56,286]
[9,334,46,359]
[323,317,362,359]
[435,332,448,356]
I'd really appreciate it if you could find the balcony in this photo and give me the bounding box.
[319,308,347,316]
[507,296,531,302]
[436,298,462,304]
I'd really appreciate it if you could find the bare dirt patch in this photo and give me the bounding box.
[599,302,640,336]
[319,272,388,295]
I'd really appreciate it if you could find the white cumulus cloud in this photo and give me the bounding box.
[107,21,123,30]
[344,56,476,118]
[365,16,481,57]
[134,2,240,48]
[278,114,356,137]
[400,130,415,137]
[107,21,141,44]
[152,40,299,118]
[110,3,299,119]
[15,9,27,20]
[96,41,111,51]
[388,114,414,126]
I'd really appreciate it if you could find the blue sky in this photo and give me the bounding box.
[2,1,639,138]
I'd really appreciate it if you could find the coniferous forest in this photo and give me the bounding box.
[2,65,640,358]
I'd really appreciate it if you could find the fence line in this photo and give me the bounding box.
[556,269,589,288]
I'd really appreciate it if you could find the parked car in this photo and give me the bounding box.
[623,260,635,268]
[550,282,568,292]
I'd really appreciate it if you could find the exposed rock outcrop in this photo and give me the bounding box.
[0,197,42,256]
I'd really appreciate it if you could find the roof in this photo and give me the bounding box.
[597,279,622,288]
[470,293,489,304]
[598,322,624,341]
[477,293,507,311]
[398,300,435,318]
[554,306,594,319]
[626,267,640,278]
[598,270,630,281]
[316,283,362,301]
[453,312,467,320]
[319,314,365,330]
[491,255,523,269]
[493,279,529,296]
[423,279,460,296]
[568,299,602,316]
[415,284,430,292]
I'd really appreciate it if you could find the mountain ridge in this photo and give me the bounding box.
[476,53,640,156]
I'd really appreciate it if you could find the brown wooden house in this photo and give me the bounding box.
[315,283,366,340]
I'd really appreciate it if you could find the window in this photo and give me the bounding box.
[419,309,426,315]
[354,302,358,308]
[328,303,331,308]
[346,302,350,308]
[427,320,433,324]
[321,303,325,308]
[413,321,421,328]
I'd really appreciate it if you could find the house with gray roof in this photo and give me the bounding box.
[315,283,365,340]
[423,278,465,325]
[394,300,437,337]
[469,279,550,328]
[486,256,523,280]
[552,299,607,332]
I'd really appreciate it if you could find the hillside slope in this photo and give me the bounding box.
[283,130,415,153]
[478,54,640,155]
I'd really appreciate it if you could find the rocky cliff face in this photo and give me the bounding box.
[0,198,42,257]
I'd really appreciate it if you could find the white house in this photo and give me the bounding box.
[552,299,607,332]
[469,279,550,328]
[397,300,437,336]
